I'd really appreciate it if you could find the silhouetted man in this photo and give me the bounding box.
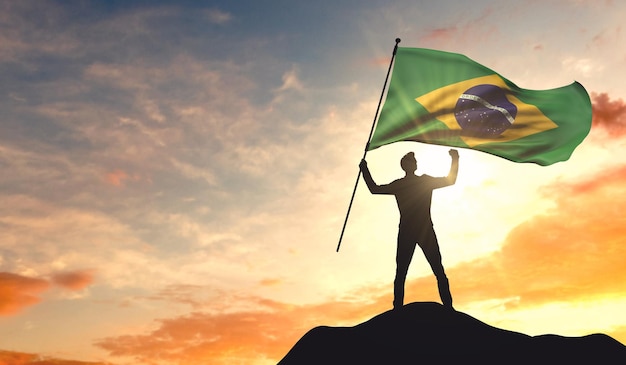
[359,149,459,310]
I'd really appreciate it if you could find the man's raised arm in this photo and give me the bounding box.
[446,149,460,185]
[359,159,392,194]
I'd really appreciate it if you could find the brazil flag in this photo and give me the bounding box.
[368,47,592,166]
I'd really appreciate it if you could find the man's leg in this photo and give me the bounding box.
[419,228,453,308]
[394,233,417,310]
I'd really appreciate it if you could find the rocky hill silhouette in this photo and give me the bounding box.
[278,302,626,364]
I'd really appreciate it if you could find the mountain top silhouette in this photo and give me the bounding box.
[278,302,626,364]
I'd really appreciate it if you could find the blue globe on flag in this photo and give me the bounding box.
[454,84,518,137]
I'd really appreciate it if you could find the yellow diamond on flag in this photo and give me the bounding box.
[415,75,558,147]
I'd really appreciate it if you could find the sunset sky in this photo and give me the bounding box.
[1,0,626,364]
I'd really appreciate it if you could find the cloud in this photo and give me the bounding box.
[562,57,604,78]
[95,160,626,364]
[51,269,95,291]
[0,195,162,290]
[104,170,128,187]
[259,278,282,287]
[0,27,368,303]
[590,25,622,48]
[204,9,232,25]
[168,158,217,187]
[0,0,361,308]
[591,93,626,137]
[405,162,626,308]
[0,2,81,62]
[417,7,497,48]
[0,269,95,315]
[0,272,49,316]
[421,26,459,43]
[275,66,304,93]
[543,163,626,197]
[95,296,390,365]
[0,349,111,365]
[143,284,221,310]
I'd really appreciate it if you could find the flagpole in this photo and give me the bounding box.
[336,38,401,252]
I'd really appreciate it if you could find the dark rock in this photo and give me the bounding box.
[278,302,626,364]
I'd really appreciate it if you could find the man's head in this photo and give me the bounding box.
[400,152,417,173]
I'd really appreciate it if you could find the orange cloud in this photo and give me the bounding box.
[0,272,49,316]
[51,269,95,291]
[95,296,391,365]
[369,57,392,67]
[542,164,626,197]
[590,25,622,48]
[418,8,494,46]
[421,27,459,43]
[95,164,626,364]
[591,93,626,137]
[104,170,140,187]
[0,349,111,365]
[259,278,282,287]
[404,163,626,308]
[145,284,208,309]
[105,170,128,186]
